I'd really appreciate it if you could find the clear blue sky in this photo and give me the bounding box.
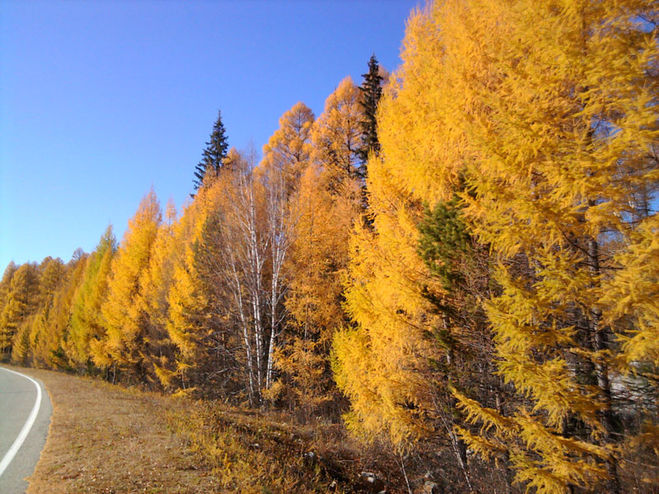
[0,0,419,270]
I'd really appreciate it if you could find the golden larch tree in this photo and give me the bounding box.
[100,189,161,381]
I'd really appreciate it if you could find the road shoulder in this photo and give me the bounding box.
[14,367,217,494]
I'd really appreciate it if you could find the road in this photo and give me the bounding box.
[0,367,52,494]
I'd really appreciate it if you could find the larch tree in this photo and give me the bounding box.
[411,0,659,492]
[36,258,66,307]
[136,198,179,389]
[270,82,365,416]
[0,263,18,354]
[310,77,364,192]
[100,189,162,381]
[0,263,40,360]
[333,0,468,463]
[193,110,229,192]
[32,254,88,369]
[25,257,66,365]
[166,178,222,394]
[0,262,18,309]
[334,1,657,492]
[276,163,360,417]
[260,101,314,195]
[68,226,117,370]
[166,155,247,396]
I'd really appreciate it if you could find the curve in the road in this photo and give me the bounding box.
[0,367,43,478]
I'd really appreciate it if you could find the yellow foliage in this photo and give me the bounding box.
[602,213,659,368]
[336,0,657,492]
[100,189,161,377]
[310,76,363,187]
[260,101,314,195]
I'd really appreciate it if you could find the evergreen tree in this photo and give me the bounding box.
[357,54,383,177]
[193,110,229,192]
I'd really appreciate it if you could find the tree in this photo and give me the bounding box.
[333,2,463,462]
[196,150,271,405]
[68,226,116,370]
[25,257,66,366]
[165,180,221,395]
[31,254,88,369]
[0,262,18,319]
[0,263,40,360]
[136,199,179,390]
[336,1,659,492]
[310,77,364,191]
[100,190,161,381]
[275,163,360,418]
[193,110,229,192]
[357,54,384,177]
[260,101,314,195]
[37,258,65,307]
[258,101,316,399]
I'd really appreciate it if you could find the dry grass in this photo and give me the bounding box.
[17,367,219,493]
[167,402,368,493]
[15,367,402,493]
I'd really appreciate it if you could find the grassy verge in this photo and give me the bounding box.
[18,367,219,493]
[15,367,402,493]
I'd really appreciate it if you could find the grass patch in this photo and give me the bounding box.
[16,367,403,493]
[167,402,365,493]
[18,367,218,493]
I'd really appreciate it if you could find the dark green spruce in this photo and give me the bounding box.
[193,110,229,192]
[357,54,384,179]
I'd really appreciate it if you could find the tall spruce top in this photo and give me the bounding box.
[193,110,229,192]
[357,54,384,176]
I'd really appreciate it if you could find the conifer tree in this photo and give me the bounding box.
[275,163,360,416]
[260,102,314,195]
[26,257,66,365]
[336,1,658,492]
[166,171,229,394]
[334,2,461,458]
[37,257,65,307]
[30,254,87,368]
[100,190,161,380]
[136,199,178,389]
[0,262,18,318]
[0,263,40,359]
[311,77,364,191]
[68,226,116,369]
[193,110,229,192]
[163,196,210,393]
[357,54,383,177]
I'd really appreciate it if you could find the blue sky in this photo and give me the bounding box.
[0,0,419,270]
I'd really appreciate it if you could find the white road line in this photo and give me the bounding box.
[0,367,43,478]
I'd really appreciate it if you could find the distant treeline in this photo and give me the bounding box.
[1,1,657,493]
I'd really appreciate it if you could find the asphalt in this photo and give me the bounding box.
[0,367,52,494]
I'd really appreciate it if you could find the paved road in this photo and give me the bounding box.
[0,367,52,494]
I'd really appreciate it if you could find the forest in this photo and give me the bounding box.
[1,1,657,493]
